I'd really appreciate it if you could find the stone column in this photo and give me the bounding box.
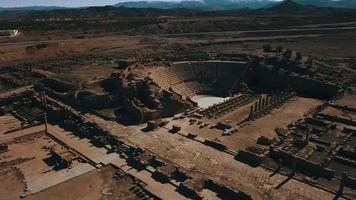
[291,156,296,177]
[44,112,48,133]
[249,105,254,119]
[267,95,271,105]
[254,101,258,112]
[258,97,262,110]
[338,172,346,196]
[278,158,283,171]
[43,92,47,107]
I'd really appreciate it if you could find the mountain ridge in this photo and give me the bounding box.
[113,0,356,10]
[114,0,277,10]
[1,0,356,12]
[0,6,67,12]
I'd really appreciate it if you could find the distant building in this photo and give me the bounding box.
[0,30,19,37]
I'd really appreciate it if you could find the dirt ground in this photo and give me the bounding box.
[220,97,324,150]
[333,94,356,108]
[0,35,142,64]
[0,114,22,135]
[243,32,356,57]
[169,96,323,151]
[1,136,54,178]
[26,165,137,200]
[0,168,25,200]
[125,124,336,200]
[1,29,356,67]
[80,110,337,200]
[0,121,163,200]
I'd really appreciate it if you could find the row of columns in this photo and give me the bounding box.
[249,95,278,116]
[249,92,296,119]
[40,91,48,132]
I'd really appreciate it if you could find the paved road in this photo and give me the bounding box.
[292,21,356,28]
[0,26,355,47]
[195,34,322,44]
[0,85,32,98]
[47,124,188,200]
[314,60,356,74]
[156,26,356,37]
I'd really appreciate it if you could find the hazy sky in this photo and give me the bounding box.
[0,0,124,7]
[0,0,237,8]
[0,0,282,8]
[0,0,177,7]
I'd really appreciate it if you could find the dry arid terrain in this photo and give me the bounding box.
[0,0,356,200]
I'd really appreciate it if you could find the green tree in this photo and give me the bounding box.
[276,45,283,57]
[262,44,271,56]
[295,52,302,63]
[283,49,292,60]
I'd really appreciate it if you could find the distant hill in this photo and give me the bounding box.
[1,0,356,12]
[1,0,355,33]
[295,0,356,9]
[114,0,276,10]
[267,0,307,11]
[263,0,319,14]
[259,0,352,15]
[114,0,356,10]
[0,6,66,12]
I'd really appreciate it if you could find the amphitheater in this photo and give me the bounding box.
[149,60,249,107]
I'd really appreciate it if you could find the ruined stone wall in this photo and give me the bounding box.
[77,92,114,109]
[288,74,340,98]
[318,113,356,126]
[157,97,187,119]
[204,179,252,200]
[254,64,339,98]
[237,149,263,164]
[0,92,32,106]
[41,78,75,93]
[270,148,335,179]
[124,99,145,124]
